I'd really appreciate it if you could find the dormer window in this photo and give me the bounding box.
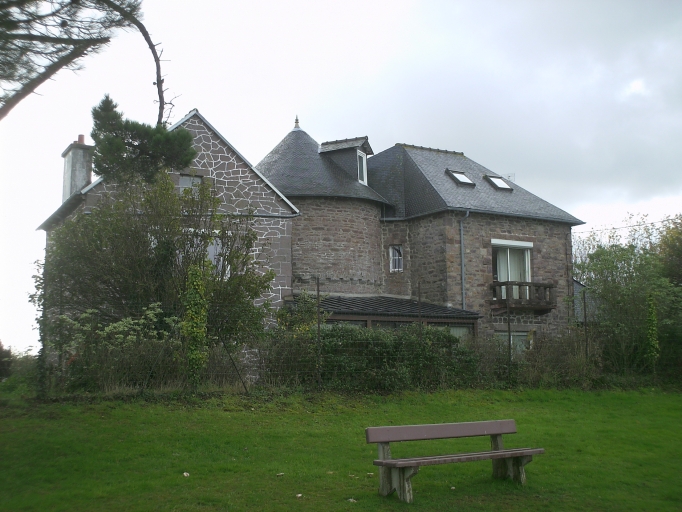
[486,176,512,190]
[446,168,475,186]
[357,151,368,185]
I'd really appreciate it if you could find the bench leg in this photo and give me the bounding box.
[377,443,394,496]
[492,458,511,480]
[511,455,532,485]
[391,466,419,503]
[492,455,533,484]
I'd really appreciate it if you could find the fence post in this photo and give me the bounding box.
[418,281,422,342]
[316,276,322,388]
[582,288,588,359]
[222,340,249,395]
[507,284,512,384]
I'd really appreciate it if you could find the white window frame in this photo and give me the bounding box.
[389,245,403,272]
[446,169,475,186]
[492,239,532,299]
[487,176,512,190]
[357,150,368,185]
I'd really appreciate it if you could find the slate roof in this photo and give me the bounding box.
[319,136,373,155]
[367,144,583,225]
[302,295,480,319]
[256,128,389,204]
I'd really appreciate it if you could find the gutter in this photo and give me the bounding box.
[382,206,584,226]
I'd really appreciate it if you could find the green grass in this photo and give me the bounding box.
[1,388,681,511]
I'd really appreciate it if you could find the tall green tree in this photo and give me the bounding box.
[574,218,679,374]
[659,215,682,286]
[90,95,196,184]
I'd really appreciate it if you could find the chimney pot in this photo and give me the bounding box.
[78,134,85,144]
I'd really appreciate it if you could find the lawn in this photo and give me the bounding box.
[1,388,681,511]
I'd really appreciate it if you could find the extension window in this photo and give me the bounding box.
[389,245,403,272]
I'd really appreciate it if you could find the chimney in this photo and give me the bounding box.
[62,134,93,203]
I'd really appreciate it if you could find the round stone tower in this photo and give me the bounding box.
[257,119,388,295]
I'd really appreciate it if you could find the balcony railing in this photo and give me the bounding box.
[490,281,556,312]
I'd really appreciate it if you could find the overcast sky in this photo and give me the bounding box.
[1,0,681,352]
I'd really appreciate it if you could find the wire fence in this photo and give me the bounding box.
[36,325,608,397]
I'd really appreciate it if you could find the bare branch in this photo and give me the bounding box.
[95,0,165,125]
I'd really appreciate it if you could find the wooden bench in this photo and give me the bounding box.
[365,419,544,503]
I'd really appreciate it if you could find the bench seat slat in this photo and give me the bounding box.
[366,419,516,444]
[373,448,545,468]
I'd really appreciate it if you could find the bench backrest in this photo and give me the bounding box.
[366,420,516,444]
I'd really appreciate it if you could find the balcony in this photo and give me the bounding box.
[489,281,557,313]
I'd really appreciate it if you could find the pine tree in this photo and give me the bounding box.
[90,95,196,184]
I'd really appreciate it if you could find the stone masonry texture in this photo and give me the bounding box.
[378,211,573,335]
[291,197,383,294]
[180,116,295,307]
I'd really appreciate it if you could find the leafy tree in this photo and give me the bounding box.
[0,340,11,378]
[0,0,170,123]
[644,294,660,372]
[573,218,678,374]
[36,174,275,362]
[90,95,196,183]
[659,215,682,286]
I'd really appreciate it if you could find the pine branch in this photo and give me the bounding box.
[4,33,111,45]
[0,43,93,121]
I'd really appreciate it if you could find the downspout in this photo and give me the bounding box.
[459,210,470,310]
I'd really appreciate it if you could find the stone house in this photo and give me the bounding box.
[257,119,583,342]
[40,110,582,342]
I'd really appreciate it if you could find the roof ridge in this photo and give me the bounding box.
[397,143,464,156]
[321,136,368,145]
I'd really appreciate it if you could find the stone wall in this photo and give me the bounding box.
[406,214,449,303]
[180,115,296,306]
[374,211,574,336]
[290,197,383,294]
[381,221,411,297]
[444,211,574,337]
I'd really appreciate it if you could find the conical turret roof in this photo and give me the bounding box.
[257,127,389,204]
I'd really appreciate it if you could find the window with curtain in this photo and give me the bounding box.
[389,245,403,272]
[492,241,532,299]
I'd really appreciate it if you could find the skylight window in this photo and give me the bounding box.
[446,169,474,185]
[487,176,512,190]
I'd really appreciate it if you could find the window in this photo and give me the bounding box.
[389,245,403,272]
[492,239,532,299]
[357,151,367,185]
[486,176,512,190]
[208,239,231,279]
[446,168,475,185]
[179,175,202,194]
[495,331,532,355]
